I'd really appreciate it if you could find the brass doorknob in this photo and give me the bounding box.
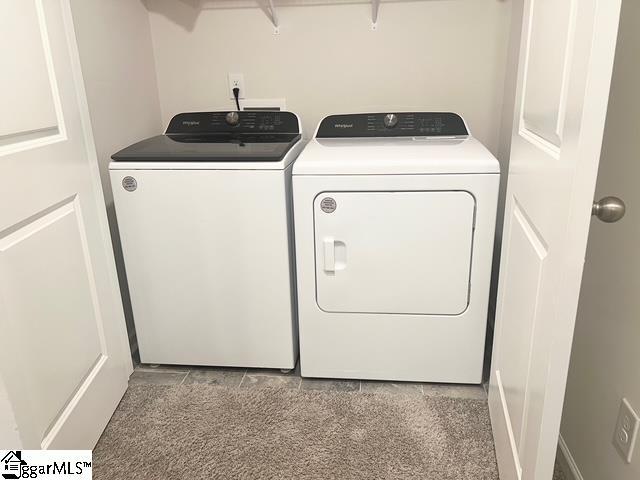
[592,196,626,223]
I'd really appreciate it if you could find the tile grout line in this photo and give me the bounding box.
[136,366,190,375]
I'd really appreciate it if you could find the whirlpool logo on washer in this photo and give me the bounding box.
[333,123,353,129]
[122,176,137,192]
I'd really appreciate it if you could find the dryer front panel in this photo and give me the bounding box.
[313,191,475,315]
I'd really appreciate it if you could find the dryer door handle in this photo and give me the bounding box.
[323,238,335,273]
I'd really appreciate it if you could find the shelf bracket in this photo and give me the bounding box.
[371,0,380,30]
[266,0,279,34]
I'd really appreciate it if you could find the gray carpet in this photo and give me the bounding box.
[94,384,498,479]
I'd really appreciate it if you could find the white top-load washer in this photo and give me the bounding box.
[110,111,304,369]
[292,112,499,383]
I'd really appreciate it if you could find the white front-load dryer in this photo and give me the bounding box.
[292,112,499,383]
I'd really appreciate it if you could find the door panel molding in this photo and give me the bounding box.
[41,354,107,449]
[518,126,561,159]
[0,196,108,447]
[0,0,67,155]
[520,0,578,147]
[496,200,548,461]
[493,369,523,479]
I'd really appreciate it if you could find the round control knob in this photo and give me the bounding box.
[225,111,240,126]
[383,113,398,128]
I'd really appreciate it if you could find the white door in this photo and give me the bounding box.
[0,0,131,449]
[314,191,475,315]
[488,0,623,478]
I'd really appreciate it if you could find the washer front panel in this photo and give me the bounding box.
[111,167,298,368]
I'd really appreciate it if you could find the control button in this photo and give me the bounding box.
[225,111,240,126]
[383,113,398,128]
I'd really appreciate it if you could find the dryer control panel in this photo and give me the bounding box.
[316,112,468,138]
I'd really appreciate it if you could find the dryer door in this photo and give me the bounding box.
[314,191,475,315]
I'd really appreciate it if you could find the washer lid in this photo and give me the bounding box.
[292,136,500,175]
[111,111,301,163]
[111,133,301,163]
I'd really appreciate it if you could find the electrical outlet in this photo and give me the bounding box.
[228,73,245,100]
[613,398,640,463]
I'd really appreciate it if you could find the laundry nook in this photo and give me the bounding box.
[1,1,637,480]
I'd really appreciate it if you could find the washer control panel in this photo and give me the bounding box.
[166,111,299,134]
[316,112,468,138]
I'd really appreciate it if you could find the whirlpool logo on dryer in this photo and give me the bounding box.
[1,451,92,479]
[333,123,354,129]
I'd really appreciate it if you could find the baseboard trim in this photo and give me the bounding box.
[558,435,584,480]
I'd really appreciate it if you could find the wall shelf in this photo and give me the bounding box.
[371,0,380,29]
[266,0,279,32]
[196,0,416,31]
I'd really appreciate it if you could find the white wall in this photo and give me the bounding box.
[146,0,512,155]
[70,0,163,357]
[560,1,640,478]
[489,0,524,322]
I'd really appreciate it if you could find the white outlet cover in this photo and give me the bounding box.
[228,73,245,99]
[613,398,640,463]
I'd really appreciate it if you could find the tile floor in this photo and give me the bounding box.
[130,362,487,400]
